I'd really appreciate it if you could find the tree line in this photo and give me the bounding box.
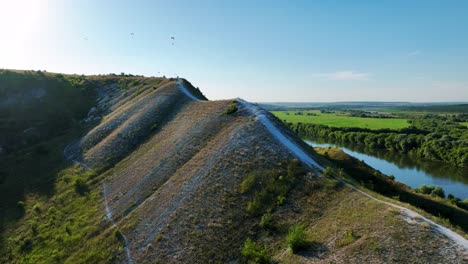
[287,115,468,167]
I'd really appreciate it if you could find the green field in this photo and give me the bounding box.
[272,110,409,130]
[460,122,468,128]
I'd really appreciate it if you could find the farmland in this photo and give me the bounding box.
[272,110,410,130]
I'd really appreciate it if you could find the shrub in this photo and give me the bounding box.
[74,178,89,195]
[114,228,125,242]
[224,102,238,115]
[323,166,334,177]
[240,173,256,194]
[246,193,268,216]
[287,159,303,177]
[259,213,273,229]
[17,201,25,209]
[286,224,308,253]
[337,168,344,177]
[414,184,431,195]
[276,195,285,206]
[241,238,270,263]
[336,230,358,247]
[458,199,468,210]
[245,160,304,216]
[20,239,33,252]
[32,203,41,213]
[414,185,445,198]
[430,186,445,198]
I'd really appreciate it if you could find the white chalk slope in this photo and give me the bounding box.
[177,82,468,251]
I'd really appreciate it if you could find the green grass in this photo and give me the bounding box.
[272,110,409,130]
[460,122,468,128]
[0,71,143,263]
[314,147,468,233]
[286,224,308,253]
[243,160,304,216]
[241,238,270,263]
[1,167,122,263]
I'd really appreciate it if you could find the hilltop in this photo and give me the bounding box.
[0,70,466,263]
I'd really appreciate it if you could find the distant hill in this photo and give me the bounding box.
[260,101,468,111]
[393,104,468,113]
[1,70,466,263]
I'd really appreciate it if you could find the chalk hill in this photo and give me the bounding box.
[1,70,466,263]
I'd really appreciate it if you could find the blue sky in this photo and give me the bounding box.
[1,0,468,102]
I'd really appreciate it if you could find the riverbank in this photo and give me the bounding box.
[304,139,468,199]
[287,122,467,168]
[314,147,468,234]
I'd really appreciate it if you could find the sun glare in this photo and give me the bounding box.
[0,0,47,67]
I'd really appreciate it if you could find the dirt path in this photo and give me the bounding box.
[176,79,203,102]
[63,141,134,263]
[235,99,468,251]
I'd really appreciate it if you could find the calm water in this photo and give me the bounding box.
[304,139,468,199]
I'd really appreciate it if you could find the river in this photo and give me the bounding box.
[304,139,468,199]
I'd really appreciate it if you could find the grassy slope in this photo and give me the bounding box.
[1,167,122,263]
[315,147,468,234]
[272,110,409,129]
[0,71,166,263]
[0,70,95,152]
[276,185,465,263]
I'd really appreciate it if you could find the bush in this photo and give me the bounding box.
[259,213,273,229]
[414,184,431,195]
[74,178,89,195]
[241,238,270,264]
[414,185,445,198]
[32,203,41,213]
[336,230,358,247]
[240,173,256,194]
[323,166,334,177]
[20,239,33,252]
[114,228,125,242]
[430,186,445,198]
[458,199,468,210]
[276,195,285,206]
[286,224,308,253]
[224,102,238,115]
[17,201,25,209]
[245,160,304,216]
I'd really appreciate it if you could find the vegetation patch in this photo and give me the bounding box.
[336,229,359,247]
[240,173,256,194]
[315,147,468,232]
[259,212,274,230]
[414,185,445,198]
[242,160,305,216]
[224,101,238,115]
[286,224,308,253]
[241,238,270,264]
[1,166,122,263]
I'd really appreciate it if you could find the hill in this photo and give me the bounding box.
[0,70,466,263]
